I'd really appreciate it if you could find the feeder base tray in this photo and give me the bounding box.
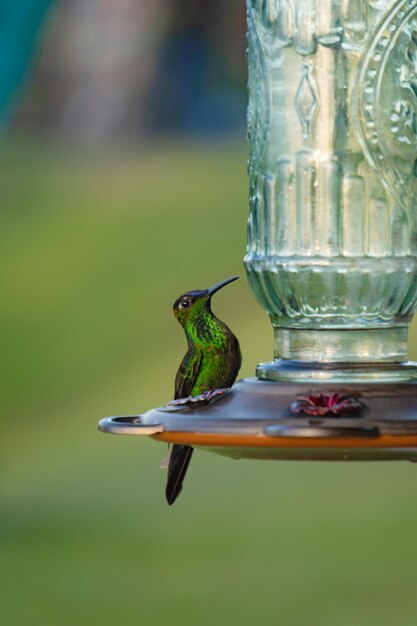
[98,377,417,462]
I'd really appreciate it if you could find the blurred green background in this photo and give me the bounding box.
[3,3,417,626]
[3,139,417,626]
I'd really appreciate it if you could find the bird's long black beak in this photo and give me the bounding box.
[207,276,239,296]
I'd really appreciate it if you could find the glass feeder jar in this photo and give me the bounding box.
[244,0,417,382]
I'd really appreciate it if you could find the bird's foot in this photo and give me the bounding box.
[165,388,231,409]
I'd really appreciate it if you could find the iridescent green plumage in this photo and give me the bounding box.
[166,276,241,505]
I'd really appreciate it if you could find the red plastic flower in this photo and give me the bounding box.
[290,392,362,417]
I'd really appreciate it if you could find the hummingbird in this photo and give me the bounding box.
[165,276,241,505]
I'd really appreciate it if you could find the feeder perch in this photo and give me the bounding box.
[99,0,417,462]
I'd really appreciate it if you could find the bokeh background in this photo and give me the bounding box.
[3,2,417,625]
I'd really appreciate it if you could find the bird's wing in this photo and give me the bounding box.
[231,335,242,383]
[174,347,202,399]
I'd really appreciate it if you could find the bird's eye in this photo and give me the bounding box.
[180,298,191,309]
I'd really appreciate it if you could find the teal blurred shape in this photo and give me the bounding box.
[0,0,54,125]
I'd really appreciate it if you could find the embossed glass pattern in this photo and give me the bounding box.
[244,0,417,380]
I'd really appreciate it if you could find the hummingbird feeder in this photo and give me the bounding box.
[100,0,417,463]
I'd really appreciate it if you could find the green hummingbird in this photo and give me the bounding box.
[166,276,241,505]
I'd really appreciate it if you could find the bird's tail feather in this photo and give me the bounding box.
[165,445,194,505]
